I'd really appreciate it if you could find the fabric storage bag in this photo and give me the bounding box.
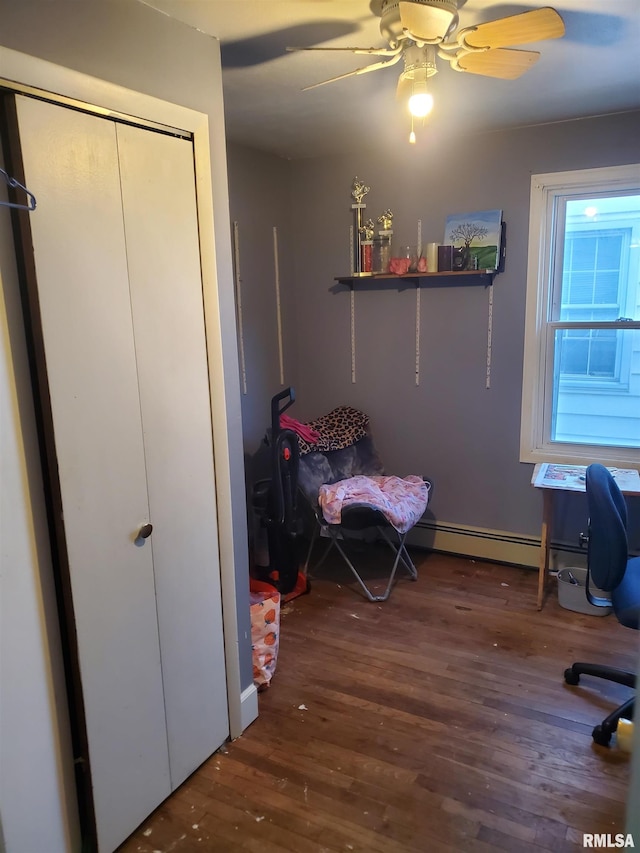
[249,579,281,688]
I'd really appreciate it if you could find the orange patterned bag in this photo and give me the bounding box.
[249,579,281,689]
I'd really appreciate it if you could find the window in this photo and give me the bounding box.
[520,164,640,467]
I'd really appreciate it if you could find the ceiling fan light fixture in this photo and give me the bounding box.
[409,86,433,117]
[397,44,436,121]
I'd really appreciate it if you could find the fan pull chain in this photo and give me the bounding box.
[232,221,247,394]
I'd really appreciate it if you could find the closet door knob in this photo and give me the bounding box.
[138,523,153,540]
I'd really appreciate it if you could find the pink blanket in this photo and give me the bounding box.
[319,475,429,534]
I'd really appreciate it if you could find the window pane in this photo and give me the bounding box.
[558,328,617,379]
[568,237,595,271]
[597,236,623,269]
[561,195,640,322]
[561,233,622,315]
[551,328,640,448]
[559,337,588,374]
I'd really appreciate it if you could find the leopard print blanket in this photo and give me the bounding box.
[295,406,369,456]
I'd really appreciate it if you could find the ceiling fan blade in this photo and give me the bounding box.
[287,45,401,57]
[455,47,540,79]
[461,8,565,50]
[398,1,458,43]
[302,52,402,91]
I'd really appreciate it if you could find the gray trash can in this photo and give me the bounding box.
[557,567,612,616]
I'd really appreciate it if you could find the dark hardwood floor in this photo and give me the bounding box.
[119,548,637,852]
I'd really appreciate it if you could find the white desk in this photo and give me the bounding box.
[531,463,640,610]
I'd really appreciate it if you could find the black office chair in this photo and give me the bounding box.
[564,463,640,746]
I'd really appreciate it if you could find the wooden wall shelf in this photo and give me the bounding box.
[334,269,497,287]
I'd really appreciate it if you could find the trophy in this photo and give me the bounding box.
[350,177,370,275]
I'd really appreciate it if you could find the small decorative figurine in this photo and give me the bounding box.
[351,177,370,205]
[359,218,375,241]
[377,209,394,231]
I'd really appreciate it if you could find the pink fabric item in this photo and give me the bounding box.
[280,414,321,444]
[318,475,429,534]
[389,257,411,275]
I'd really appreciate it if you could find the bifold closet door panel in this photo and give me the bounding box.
[14,96,171,850]
[117,124,229,784]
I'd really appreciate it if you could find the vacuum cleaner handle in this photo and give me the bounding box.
[271,386,295,438]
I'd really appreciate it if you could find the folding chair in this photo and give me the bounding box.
[296,408,431,602]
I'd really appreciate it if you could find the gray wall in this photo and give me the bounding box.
[288,111,640,547]
[226,144,298,486]
[231,110,640,552]
[225,143,300,567]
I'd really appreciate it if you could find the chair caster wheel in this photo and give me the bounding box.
[592,724,612,747]
[564,667,580,685]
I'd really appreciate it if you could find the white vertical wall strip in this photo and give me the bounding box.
[416,218,422,386]
[351,285,356,384]
[415,286,421,386]
[349,224,355,275]
[348,224,356,382]
[232,221,247,394]
[486,284,494,389]
[272,226,284,385]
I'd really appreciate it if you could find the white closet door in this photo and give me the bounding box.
[117,124,229,785]
[14,97,171,851]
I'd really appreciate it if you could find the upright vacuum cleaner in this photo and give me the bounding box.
[252,388,308,601]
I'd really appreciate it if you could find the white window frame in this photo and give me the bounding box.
[520,163,640,468]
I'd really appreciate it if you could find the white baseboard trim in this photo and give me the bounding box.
[236,683,258,737]
[406,519,585,569]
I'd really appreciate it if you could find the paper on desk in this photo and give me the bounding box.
[533,463,640,492]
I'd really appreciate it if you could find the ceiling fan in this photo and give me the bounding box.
[288,1,565,139]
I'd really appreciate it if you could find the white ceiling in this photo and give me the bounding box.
[142,0,640,160]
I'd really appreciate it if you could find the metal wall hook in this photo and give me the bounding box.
[0,167,37,211]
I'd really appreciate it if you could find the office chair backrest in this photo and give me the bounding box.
[585,463,628,594]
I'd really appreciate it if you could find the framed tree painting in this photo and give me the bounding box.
[444,209,503,270]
